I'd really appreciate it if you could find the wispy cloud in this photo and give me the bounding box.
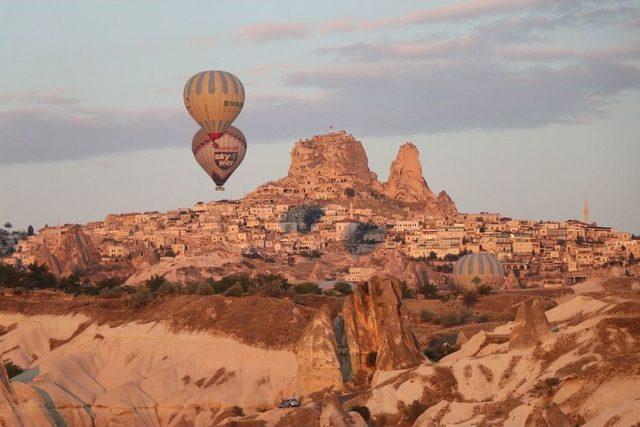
[232,22,311,44]
[0,91,79,107]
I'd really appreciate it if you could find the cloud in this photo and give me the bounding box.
[229,1,639,45]
[0,92,79,107]
[232,22,312,44]
[0,107,192,166]
[240,58,640,140]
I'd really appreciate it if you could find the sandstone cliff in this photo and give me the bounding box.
[27,226,100,277]
[383,143,437,204]
[248,131,456,215]
[295,307,344,396]
[250,131,384,200]
[342,276,422,383]
[383,143,457,214]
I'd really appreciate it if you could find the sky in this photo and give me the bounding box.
[1,0,639,233]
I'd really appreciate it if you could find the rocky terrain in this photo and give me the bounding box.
[248,131,457,214]
[383,143,457,216]
[0,277,638,426]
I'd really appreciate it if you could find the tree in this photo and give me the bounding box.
[27,225,34,236]
[344,187,356,198]
[419,282,440,299]
[462,291,479,309]
[428,251,437,261]
[333,281,353,296]
[3,223,12,230]
[477,284,492,295]
[471,276,482,287]
[223,283,244,297]
[401,282,415,299]
[294,282,322,295]
[145,274,166,292]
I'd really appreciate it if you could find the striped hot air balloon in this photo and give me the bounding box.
[192,126,246,191]
[183,70,244,140]
[452,252,505,291]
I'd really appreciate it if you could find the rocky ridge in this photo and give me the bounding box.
[249,131,457,214]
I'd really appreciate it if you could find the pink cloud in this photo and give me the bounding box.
[496,45,576,61]
[233,22,312,44]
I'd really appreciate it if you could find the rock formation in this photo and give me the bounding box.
[295,307,344,396]
[436,190,458,216]
[319,392,367,427]
[0,356,51,425]
[248,131,456,215]
[286,131,379,188]
[358,249,429,293]
[384,143,438,204]
[509,299,551,349]
[26,226,100,277]
[360,293,640,425]
[342,276,422,383]
[250,131,384,200]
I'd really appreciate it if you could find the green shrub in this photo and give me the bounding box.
[420,309,435,323]
[462,291,479,308]
[195,282,214,295]
[99,286,123,298]
[223,284,244,297]
[145,274,166,292]
[420,282,439,299]
[439,312,462,327]
[127,288,154,309]
[157,281,180,295]
[333,281,353,296]
[294,282,322,295]
[401,282,415,299]
[477,284,492,295]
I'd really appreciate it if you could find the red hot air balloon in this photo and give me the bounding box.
[191,126,247,191]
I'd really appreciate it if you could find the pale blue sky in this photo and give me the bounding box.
[1,0,639,232]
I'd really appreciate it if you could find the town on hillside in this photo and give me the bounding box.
[3,132,639,288]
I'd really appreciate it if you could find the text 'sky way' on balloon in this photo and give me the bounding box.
[192,126,247,191]
[183,70,244,141]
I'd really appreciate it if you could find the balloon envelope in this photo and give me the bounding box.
[192,126,247,190]
[183,70,244,138]
[452,252,505,291]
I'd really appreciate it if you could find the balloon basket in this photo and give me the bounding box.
[215,186,225,191]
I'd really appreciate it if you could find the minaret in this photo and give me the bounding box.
[583,197,590,224]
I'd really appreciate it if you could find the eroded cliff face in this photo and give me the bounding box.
[383,143,437,204]
[295,307,344,396]
[285,131,380,189]
[383,143,458,214]
[436,190,458,216]
[342,276,422,384]
[26,226,101,277]
[248,131,456,214]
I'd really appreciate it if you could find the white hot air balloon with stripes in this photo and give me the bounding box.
[192,126,247,191]
[183,70,244,141]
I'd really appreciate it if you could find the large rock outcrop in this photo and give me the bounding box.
[383,143,437,204]
[295,307,344,396]
[250,131,383,200]
[0,356,52,425]
[509,299,552,349]
[436,190,458,216]
[342,276,422,383]
[22,226,100,277]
